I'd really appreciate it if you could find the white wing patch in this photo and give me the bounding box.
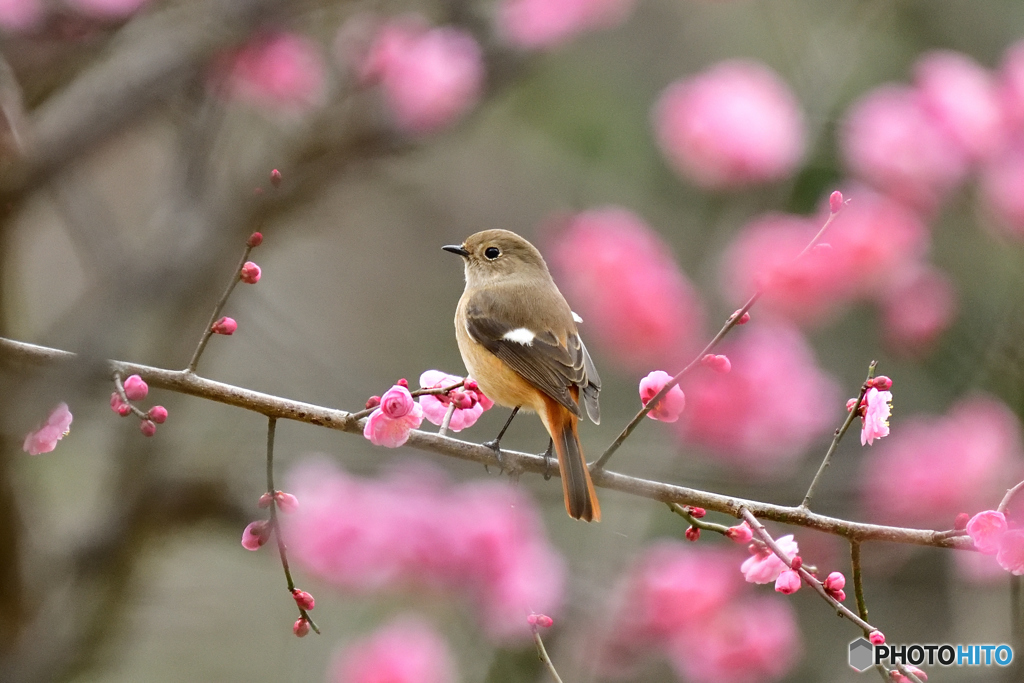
[503,327,536,345]
[572,311,583,324]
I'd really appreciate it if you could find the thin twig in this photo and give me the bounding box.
[112,372,152,420]
[349,381,466,421]
[998,479,1024,513]
[801,360,877,509]
[851,541,869,624]
[668,502,730,535]
[185,242,254,373]
[592,207,843,472]
[532,628,564,683]
[438,402,457,437]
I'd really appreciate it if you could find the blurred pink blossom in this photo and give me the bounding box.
[65,0,150,19]
[653,60,805,189]
[666,597,801,683]
[914,50,1007,162]
[676,325,839,476]
[639,370,686,422]
[878,264,958,354]
[998,40,1024,131]
[862,396,1024,527]
[546,207,704,371]
[890,665,928,683]
[285,459,565,642]
[740,535,797,584]
[997,529,1024,575]
[842,84,968,209]
[861,387,892,446]
[359,18,483,135]
[211,32,326,115]
[23,402,72,455]
[966,510,1007,554]
[979,142,1024,237]
[497,0,636,50]
[0,0,42,31]
[418,370,493,432]
[331,616,456,683]
[363,385,424,447]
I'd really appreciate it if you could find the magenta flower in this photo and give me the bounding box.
[363,385,424,447]
[861,387,893,446]
[740,535,798,584]
[639,370,686,422]
[123,374,148,401]
[967,510,1008,555]
[654,60,805,190]
[418,370,493,432]
[148,406,168,424]
[497,0,637,50]
[23,403,73,455]
[774,569,801,595]
[823,571,846,592]
[331,616,456,683]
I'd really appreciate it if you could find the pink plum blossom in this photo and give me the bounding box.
[666,597,801,683]
[359,18,483,135]
[740,534,798,584]
[546,207,704,371]
[862,396,1024,527]
[653,60,805,189]
[842,84,968,209]
[979,143,1024,238]
[861,387,892,446]
[878,265,958,355]
[966,510,1007,554]
[997,529,1024,575]
[23,403,72,455]
[363,385,424,447]
[999,40,1024,132]
[240,261,261,284]
[65,0,150,19]
[676,324,839,476]
[331,616,456,683]
[497,0,636,50]
[418,370,493,432]
[211,32,326,115]
[914,50,1007,162]
[638,370,686,422]
[284,459,564,642]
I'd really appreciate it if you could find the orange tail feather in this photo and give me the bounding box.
[542,399,601,522]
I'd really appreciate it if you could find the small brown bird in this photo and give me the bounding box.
[444,229,602,522]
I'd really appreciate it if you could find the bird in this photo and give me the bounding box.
[444,229,602,521]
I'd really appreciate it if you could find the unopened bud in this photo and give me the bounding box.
[688,507,706,518]
[240,261,262,284]
[212,317,237,335]
[292,589,315,611]
[790,556,803,571]
[270,169,282,187]
[869,630,886,645]
[529,614,553,628]
[831,588,846,602]
[274,491,299,513]
[293,618,310,637]
[954,512,970,530]
[685,526,700,542]
[823,571,846,592]
[247,232,263,247]
[733,310,751,325]
[117,403,132,417]
[148,406,168,424]
[726,523,753,544]
[701,354,731,374]
[123,374,149,401]
[868,375,893,391]
[365,396,381,410]
[397,378,409,388]
[140,420,157,437]
[258,492,274,508]
[464,379,479,392]
[110,392,129,414]
[829,190,844,214]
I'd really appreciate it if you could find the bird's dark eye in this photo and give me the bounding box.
[484,246,500,260]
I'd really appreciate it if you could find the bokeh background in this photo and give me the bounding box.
[2,0,1024,681]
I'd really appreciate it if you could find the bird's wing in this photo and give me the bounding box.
[464,288,591,418]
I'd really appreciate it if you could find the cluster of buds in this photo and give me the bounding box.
[527,613,554,629]
[822,570,847,602]
[241,489,300,551]
[847,375,894,416]
[109,374,168,437]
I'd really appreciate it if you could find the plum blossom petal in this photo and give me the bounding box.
[996,529,1024,576]
[639,370,686,422]
[418,370,492,432]
[966,510,1007,555]
[740,535,798,584]
[861,387,893,446]
[364,385,424,447]
[23,403,73,455]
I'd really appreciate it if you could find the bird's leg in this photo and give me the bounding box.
[541,439,553,480]
[484,406,520,472]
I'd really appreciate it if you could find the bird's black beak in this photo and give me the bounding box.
[443,244,470,257]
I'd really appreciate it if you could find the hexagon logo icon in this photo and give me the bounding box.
[849,637,874,671]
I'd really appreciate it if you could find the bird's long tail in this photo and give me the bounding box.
[542,397,601,522]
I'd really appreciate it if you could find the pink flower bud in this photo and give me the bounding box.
[212,317,237,335]
[954,512,970,530]
[110,392,128,414]
[140,420,157,437]
[123,374,148,401]
[774,569,801,594]
[274,491,299,513]
[790,555,802,571]
[700,354,732,373]
[867,375,893,391]
[831,589,846,602]
[247,232,263,247]
[148,406,168,424]
[464,379,479,392]
[397,378,409,388]
[829,190,844,213]
[823,571,846,592]
[869,630,886,645]
[241,520,270,550]
[685,526,700,542]
[530,613,553,628]
[726,522,754,544]
[293,618,310,637]
[733,309,751,324]
[365,395,381,409]
[258,492,274,508]
[846,397,861,412]
[292,589,315,611]
[240,261,262,284]
[270,169,282,187]
[117,403,132,417]
[689,506,706,518]
[381,386,416,419]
